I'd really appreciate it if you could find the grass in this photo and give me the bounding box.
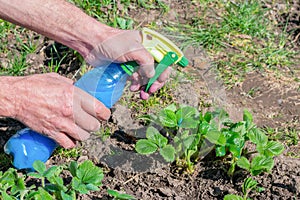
[52,146,82,160]
[173,0,297,87]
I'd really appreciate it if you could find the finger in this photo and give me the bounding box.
[59,119,91,141]
[157,67,171,83]
[128,73,142,91]
[139,81,165,100]
[136,55,155,78]
[77,88,111,120]
[140,90,150,100]
[73,106,100,132]
[48,131,76,149]
[123,49,155,78]
[148,81,165,94]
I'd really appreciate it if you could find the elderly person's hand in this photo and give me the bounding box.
[0,74,110,148]
[85,28,171,100]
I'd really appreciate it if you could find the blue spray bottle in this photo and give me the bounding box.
[4,28,189,171]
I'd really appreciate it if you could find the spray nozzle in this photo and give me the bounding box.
[121,28,188,92]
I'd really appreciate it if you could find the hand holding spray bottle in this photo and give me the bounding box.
[4,28,189,171]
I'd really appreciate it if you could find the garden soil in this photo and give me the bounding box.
[0,1,299,200]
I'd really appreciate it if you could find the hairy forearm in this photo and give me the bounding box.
[0,0,112,57]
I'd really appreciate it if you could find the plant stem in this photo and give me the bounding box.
[41,177,45,188]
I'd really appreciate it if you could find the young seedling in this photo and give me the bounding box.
[135,104,201,172]
[224,177,264,200]
[107,189,136,200]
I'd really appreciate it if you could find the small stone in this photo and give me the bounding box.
[77,156,88,164]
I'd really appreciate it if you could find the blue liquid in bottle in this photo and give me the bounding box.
[4,63,129,171]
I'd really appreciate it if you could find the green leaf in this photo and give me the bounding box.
[72,177,88,194]
[76,160,104,185]
[32,160,46,174]
[86,183,100,191]
[263,141,285,157]
[237,156,251,171]
[44,183,60,193]
[107,189,136,200]
[61,191,74,200]
[173,136,182,153]
[176,106,197,120]
[160,145,175,162]
[135,139,158,155]
[224,194,243,200]
[44,166,59,179]
[243,109,253,129]
[10,176,26,195]
[146,126,168,148]
[37,187,53,199]
[165,103,177,112]
[28,172,43,179]
[117,193,136,200]
[69,161,78,177]
[230,122,247,137]
[107,189,119,197]
[53,176,64,188]
[251,155,274,176]
[159,109,177,127]
[242,177,257,195]
[179,118,199,128]
[227,132,245,158]
[1,191,15,200]
[182,134,196,150]
[215,145,226,157]
[217,133,227,146]
[203,111,212,122]
[205,130,222,144]
[199,121,210,135]
[248,128,268,146]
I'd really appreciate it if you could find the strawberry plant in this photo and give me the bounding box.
[0,160,104,200]
[136,104,201,172]
[135,104,284,175]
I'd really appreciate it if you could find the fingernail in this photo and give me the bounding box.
[140,90,149,100]
[64,141,76,149]
[99,108,111,120]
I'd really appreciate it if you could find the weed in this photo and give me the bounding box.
[53,146,82,160]
[266,127,299,146]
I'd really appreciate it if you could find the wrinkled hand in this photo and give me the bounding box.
[85,28,171,99]
[12,73,111,148]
